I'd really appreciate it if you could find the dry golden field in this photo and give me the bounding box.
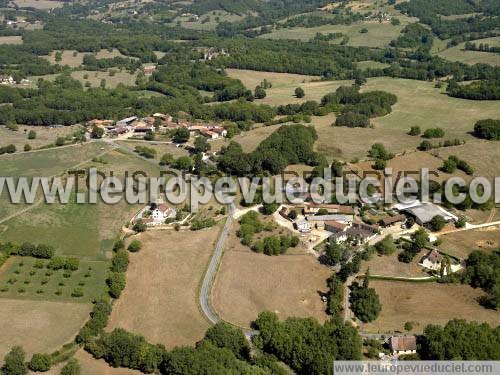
[364,280,500,334]
[0,299,91,358]
[107,227,222,348]
[212,225,330,328]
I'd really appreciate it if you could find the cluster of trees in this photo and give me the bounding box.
[329,85,397,128]
[325,273,344,316]
[473,119,500,140]
[0,143,17,154]
[396,0,500,40]
[0,241,55,259]
[447,79,500,100]
[374,235,397,256]
[280,12,364,29]
[134,145,156,159]
[399,228,429,263]
[106,239,131,299]
[420,319,500,359]
[190,217,216,230]
[463,250,500,309]
[237,211,272,246]
[82,54,142,72]
[236,211,298,255]
[368,143,394,170]
[418,138,465,151]
[252,234,299,255]
[218,125,321,175]
[76,299,112,344]
[254,311,362,374]
[441,155,474,175]
[349,273,381,323]
[422,127,445,138]
[46,256,79,271]
[464,42,500,54]
[390,23,433,51]
[82,317,288,373]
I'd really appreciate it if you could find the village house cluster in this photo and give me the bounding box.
[86,113,228,139]
[0,74,30,86]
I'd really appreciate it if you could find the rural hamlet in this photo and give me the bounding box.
[0,0,499,373]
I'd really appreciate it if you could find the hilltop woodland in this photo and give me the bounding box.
[0,0,499,128]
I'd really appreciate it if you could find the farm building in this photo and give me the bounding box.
[307,214,354,229]
[379,214,406,227]
[404,204,457,226]
[117,116,138,127]
[389,335,417,356]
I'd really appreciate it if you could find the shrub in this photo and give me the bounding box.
[429,215,446,231]
[71,288,84,298]
[64,257,80,271]
[127,240,142,253]
[28,353,52,372]
[132,219,147,233]
[190,218,215,230]
[111,250,129,273]
[473,119,500,140]
[107,272,126,298]
[423,128,445,138]
[47,256,65,270]
[408,126,421,136]
[295,87,305,98]
[2,346,27,375]
[61,358,80,375]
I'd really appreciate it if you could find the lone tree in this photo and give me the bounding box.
[430,215,446,232]
[91,125,104,139]
[254,85,266,99]
[295,87,305,98]
[172,127,190,143]
[194,136,210,153]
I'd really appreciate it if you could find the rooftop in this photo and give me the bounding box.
[390,335,417,352]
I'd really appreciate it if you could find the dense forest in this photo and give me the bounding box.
[218,124,322,175]
[447,80,500,100]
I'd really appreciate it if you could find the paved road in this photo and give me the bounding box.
[199,202,235,324]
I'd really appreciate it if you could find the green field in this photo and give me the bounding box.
[260,21,404,47]
[173,10,245,31]
[437,37,500,66]
[311,77,500,161]
[71,70,137,89]
[0,142,113,220]
[0,142,111,179]
[0,257,107,302]
[0,147,161,260]
[226,69,351,106]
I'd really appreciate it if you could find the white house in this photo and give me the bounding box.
[0,75,15,85]
[150,204,175,224]
[295,219,311,233]
[419,249,443,271]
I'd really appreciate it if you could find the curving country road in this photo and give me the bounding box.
[199,202,235,324]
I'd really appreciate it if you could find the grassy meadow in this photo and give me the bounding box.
[0,36,23,45]
[437,37,500,66]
